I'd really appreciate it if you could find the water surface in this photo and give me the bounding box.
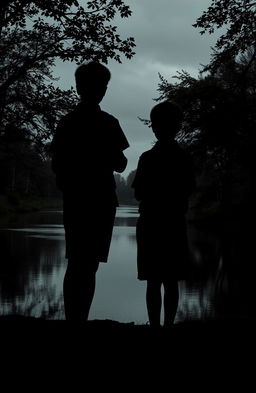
[0,206,253,324]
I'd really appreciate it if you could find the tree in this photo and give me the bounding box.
[0,124,61,198]
[126,169,136,202]
[114,173,127,203]
[114,172,137,205]
[0,1,135,200]
[149,0,256,217]
[155,52,255,215]
[193,0,256,73]
[0,1,135,145]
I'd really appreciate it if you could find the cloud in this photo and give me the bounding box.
[54,0,218,178]
[115,0,216,69]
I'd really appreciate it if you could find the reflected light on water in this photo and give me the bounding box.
[0,205,250,323]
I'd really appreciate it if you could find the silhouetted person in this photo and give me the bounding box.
[132,101,196,327]
[51,61,129,321]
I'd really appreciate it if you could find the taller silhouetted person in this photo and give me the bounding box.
[132,101,196,328]
[51,62,129,321]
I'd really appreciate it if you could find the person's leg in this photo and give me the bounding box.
[146,279,162,327]
[163,280,179,327]
[63,258,99,321]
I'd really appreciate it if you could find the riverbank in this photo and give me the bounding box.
[1,314,256,329]
[1,315,256,354]
[0,193,250,226]
[0,194,63,214]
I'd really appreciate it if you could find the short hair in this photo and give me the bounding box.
[75,61,111,87]
[150,100,183,127]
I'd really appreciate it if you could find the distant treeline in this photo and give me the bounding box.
[0,128,137,212]
[1,55,254,220]
[0,123,251,220]
[0,126,58,199]
[114,171,137,206]
[0,0,255,223]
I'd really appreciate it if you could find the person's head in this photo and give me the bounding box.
[75,61,111,104]
[150,100,183,141]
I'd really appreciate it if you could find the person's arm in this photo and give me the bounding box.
[112,150,128,173]
[50,131,60,174]
[111,117,129,173]
[50,118,66,190]
[186,153,197,196]
[131,156,144,201]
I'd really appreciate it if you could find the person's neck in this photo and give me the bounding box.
[156,138,176,146]
[80,100,101,108]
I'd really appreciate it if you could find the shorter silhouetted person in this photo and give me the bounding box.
[132,101,196,327]
[51,61,129,321]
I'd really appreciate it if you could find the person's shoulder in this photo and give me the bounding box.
[100,110,119,123]
[176,143,195,168]
[140,149,153,157]
[57,105,85,134]
[175,142,190,156]
[58,109,77,126]
[139,148,156,162]
[180,145,193,160]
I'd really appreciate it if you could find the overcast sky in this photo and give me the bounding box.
[55,0,218,178]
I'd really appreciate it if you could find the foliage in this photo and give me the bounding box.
[115,171,137,205]
[0,1,135,200]
[0,0,135,145]
[155,52,255,211]
[0,0,135,64]
[193,0,256,72]
[149,0,256,214]
[0,125,60,198]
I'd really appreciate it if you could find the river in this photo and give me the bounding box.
[0,205,254,324]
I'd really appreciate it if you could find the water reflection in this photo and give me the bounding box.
[0,206,254,323]
[0,219,66,319]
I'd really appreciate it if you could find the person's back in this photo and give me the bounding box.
[52,63,128,204]
[132,100,196,327]
[134,139,194,216]
[51,61,129,321]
